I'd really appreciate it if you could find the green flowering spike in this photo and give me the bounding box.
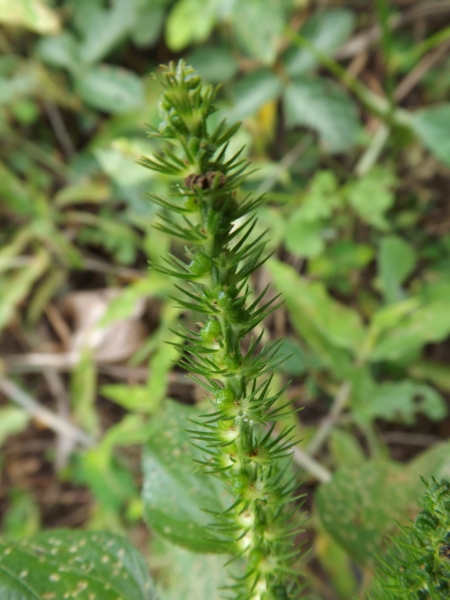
[374,478,450,600]
[140,61,301,599]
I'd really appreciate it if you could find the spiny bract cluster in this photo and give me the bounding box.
[378,478,450,600]
[140,61,301,599]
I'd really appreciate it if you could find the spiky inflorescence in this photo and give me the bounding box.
[139,61,301,599]
[375,478,450,600]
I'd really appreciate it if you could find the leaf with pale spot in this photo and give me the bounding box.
[0,530,156,599]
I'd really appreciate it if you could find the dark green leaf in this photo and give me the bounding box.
[363,379,446,424]
[131,3,165,48]
[285,9,355,76]
[410,104,450,165]
[284,217,325,257]
[268,260,357,378]
[77,0,136,65]
[0,530,156,599]
[35,32,80,72]
[152,538,229,600]
[284,77,360,153]
[409,360,450,392]
[371,301,450,362]
[268,260,365,353]
[142,401,230,553]
[230,0,285,64]
[345,165,397,230]
[378,235,416,304]
[329,429,365,469]
[316,442,450,563]
[188,46,238,84]
[0,161,35,213]
[277,339,308,376]
[229,69,282,120]
[76,65,144,113]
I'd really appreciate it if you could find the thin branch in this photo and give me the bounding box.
[256,141,308,194]
[307,382,352,457]
[0,376,95,448]
[4,354,190,385]
[43,368,75,470]
[43,100,75,159]
[292,444,332,484]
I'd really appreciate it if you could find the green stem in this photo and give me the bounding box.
[141,61,300,600]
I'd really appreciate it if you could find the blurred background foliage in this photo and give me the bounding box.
[1,0,450,598]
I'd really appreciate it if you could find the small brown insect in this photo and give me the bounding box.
[184,171,227,190]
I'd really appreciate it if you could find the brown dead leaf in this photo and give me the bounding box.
[59,289,147,363]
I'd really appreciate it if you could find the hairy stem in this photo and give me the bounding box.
[140,61,300,600]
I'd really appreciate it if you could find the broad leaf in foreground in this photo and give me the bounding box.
[316,441,450,563]
[142,401,230,553]
[0,530,156,600]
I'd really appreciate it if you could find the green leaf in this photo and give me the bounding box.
[165,0,216,51]
[0,160,35,214]
[188,46,238,84]
[309,241,374,282]
[229,69,282,120]
[0,530,156,599]
[315,529,358,599]
[131,2,165,48]
[371,300,450,362]
[268,260,358,379]
[317,442,450,563]
[317,461,410,564]
[76,65,145,113]
[284,217,325,257]
[363,379,446,424]
[368,298,420,341]
[409,360,450,392]
[101,384,158,413]
[3,489,40,539]
[142,401,230,553]
[78,447,138,513]
[284,171,340,257]
[147,333,179,407]
[329,429,365,469]
[0,251,49,332]
[0,70,37,106]
[77,0,136,65]
[410,104,450,165]
[268,259,365,353]
[284,77,360,153]
[378,235,416,304]
[294,170,340,221]
[54,181,110,207]
[70,349,98,436]
[230,0,285,65]
[277,339,308,376]
[100,276,170,326]
[345,165,397,229]
[152,538,228,600]
[94,144,155,187]
[0,407,29,447]
[285,9,355,76]
[0,0,60,34]
[35,31,80,72]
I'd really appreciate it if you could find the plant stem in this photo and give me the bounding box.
[307,382,351,457]
[141,61,301,600]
